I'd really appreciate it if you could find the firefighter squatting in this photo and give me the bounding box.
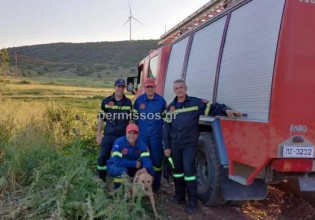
[96,78,241,214]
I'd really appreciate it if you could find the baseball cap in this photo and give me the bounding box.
[114,78,126,86]
[144,78,156,88]
[126,123,139,133]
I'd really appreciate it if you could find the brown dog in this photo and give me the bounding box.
[132,169,158,217]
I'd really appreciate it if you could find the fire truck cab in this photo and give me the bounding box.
[127,0,315,205]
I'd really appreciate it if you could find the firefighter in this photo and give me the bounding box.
[163,79,241,214]
[96,78,133,182]
[133,78,167,193]
[107,123,154,188]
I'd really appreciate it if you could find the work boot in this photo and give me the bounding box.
[98,170,107,182]
[100,176,106,182]
[173,177,186,202]
[186,201,197,214]
[169,194,186,204]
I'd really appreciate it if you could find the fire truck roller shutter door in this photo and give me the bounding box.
[216,0,286,122]
[163,37,189,104]
[185,15,226,102]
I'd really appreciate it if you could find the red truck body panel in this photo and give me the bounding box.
[223,0,315,183]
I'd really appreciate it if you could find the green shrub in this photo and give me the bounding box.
[18,80,31,84]
[0,134,149,219]
[0,97,160,219]
[43,104,75,143]
[44,81,61,85]
[91,95,103,100]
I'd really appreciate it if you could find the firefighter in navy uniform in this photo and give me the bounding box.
[133,78,167,193]
[107,123,155,188]
[163,79,241,214]
[96,79,132,182]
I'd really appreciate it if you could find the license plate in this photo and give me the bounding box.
[283,145,314,158]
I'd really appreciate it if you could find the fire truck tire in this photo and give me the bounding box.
[196,132,227,206]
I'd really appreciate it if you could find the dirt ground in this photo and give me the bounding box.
[156,180,315,220]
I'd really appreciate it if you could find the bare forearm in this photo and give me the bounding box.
[97,120,104,137]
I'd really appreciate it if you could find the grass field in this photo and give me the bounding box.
[0,76,163,219]
[10,74,133,88]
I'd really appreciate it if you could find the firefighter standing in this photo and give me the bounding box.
[107,123,154,188]
[163,79,241,214]
[133,78,167,193]
[96,79,132,182]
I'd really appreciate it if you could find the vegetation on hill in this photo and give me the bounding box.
[0,48,10,83]
[6,40,158,80]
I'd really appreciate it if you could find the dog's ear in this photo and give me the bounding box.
[133,175,140,183]
[146,174,154,184]
[146,173,154,182]
[147,173,153,181]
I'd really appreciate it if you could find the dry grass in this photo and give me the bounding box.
[0,77,154,219]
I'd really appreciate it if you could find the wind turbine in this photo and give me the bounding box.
[123,1,142,41]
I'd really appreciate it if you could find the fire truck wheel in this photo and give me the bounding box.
[196,132,227,206]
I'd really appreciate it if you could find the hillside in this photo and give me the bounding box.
[6,40,158,79]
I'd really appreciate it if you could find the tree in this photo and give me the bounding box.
[0,49,10,69]
[0,48,10,83]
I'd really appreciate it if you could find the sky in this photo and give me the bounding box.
[0,0,210,48]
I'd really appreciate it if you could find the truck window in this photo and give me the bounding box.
[216,0,285,122]
[138,64,144,89]
[185,16,227,102]
[148,56,158,79]
[163,36,189,104]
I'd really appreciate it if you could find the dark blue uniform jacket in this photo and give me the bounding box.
[98,93,132,136]
[163,95,229,148]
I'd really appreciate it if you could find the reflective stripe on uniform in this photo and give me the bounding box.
[99,109,106,114]
[111,151,123,157]
[121,106,131,110]
[98,109,106,121]
[168,157,175,169]
[97,165,107,170]
[174,106,198,114]
[164,117,172,123]
[140,152,150,158]
[164,112,176,123]
[114,177,123,183]
[132,109,138,114]
[184,176,196,181]
[105,105,131,110]
[173,173,184,178]
[162,110,167,116]
[164,106,198,122]
[204,102,211,116]
[153,166,162,172]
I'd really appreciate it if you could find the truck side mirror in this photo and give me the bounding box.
[127,77,137,95]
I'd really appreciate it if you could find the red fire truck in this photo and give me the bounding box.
[127,0,315,205]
